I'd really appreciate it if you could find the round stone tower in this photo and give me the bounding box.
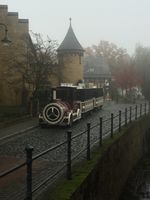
[57,19,84,85]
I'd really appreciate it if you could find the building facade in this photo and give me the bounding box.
[0,7,85,106]
[0,5,29,106]
[0,5,110,107]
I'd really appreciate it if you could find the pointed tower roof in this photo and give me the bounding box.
[57,18,84,55]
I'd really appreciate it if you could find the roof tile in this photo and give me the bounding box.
[57,24,84,54]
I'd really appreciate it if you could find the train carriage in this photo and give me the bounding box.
[39,86,104,127]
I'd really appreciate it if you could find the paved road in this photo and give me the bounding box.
[0,101,140,200]
[0,117,38,139]
[0,101,135,156]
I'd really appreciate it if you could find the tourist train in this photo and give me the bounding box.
[39,86,104,127]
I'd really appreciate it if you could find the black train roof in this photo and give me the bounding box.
[55,87,103,102]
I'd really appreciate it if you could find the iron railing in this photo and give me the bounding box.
[0,101,150,200]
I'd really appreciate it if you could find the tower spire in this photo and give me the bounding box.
[69,17,72,26]
[57,18,84,55]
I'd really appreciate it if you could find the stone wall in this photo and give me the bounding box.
[0,5,29,105]
[59,54,83,85]
[70,115,150,200]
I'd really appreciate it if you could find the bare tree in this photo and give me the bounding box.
[92,40,127,73]
[84,46,110,75]
[134,44,150,99]
[4,32,58,105]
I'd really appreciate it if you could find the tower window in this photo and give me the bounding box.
[79,55,81,64]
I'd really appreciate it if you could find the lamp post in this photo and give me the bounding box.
[0,23,11,45]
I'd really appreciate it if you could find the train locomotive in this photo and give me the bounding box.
[39,86,104,127]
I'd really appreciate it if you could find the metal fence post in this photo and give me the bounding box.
[125,108,127,126]
[119,110,121,132]
[145,102,146,115]
[87,123,91,160]
[25,145,34,200]
[111,113,114,138]
[140,104,142,117]
[99,117,103,146]
[135,105,137,120]
[129,106,132,123]
[67,130,72,180]
[149,101,150,113]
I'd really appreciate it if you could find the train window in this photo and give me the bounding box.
[56,87,76,103]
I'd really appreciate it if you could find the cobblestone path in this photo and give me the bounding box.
[0,101,138,200]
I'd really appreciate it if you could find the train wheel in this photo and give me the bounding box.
[81,113,85,119]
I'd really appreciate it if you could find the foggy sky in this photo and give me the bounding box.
[1,0,150,55]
